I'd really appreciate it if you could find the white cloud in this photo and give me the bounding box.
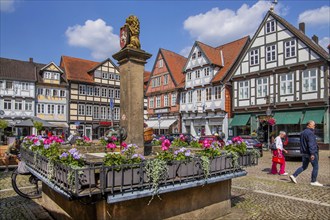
[298,6,330,26]
[0,0,16,13]
[65,19,120,60]
[180,46,192,57]
[183,1,286,47]
[319,37,330,51]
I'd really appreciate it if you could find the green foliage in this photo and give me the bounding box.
[171,138,188,147]
[189,140,202,148]
[198,148,221,159]
[228,151,240,170]
[224,142,247,156]
[0,119,8,129]
[76,139,92,146]
[33,121,43,132]
[41,142,61,160]
[103,153,126,167]
[200,156,210,180]
[155,151,174,161]
[152,140,162,146]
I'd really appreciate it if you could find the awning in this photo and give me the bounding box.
[159,119,177,129]
[302,109,325,124]
[49,122,69,128]
[145,120,159,128]
[15,117,57,128]
[273,111,302,125]
[230,114,251,126]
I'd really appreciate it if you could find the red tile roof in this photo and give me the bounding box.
[160,49,187,86]
[212,36,250,83]
[197,41,223,67]
[144,71,151,83]
[60,56,99,83]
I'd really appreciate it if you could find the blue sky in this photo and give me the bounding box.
[1,0,329,71]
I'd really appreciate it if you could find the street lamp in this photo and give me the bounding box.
[266,107,272,150]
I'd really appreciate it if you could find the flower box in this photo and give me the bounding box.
[106,166,143,187]
[176,160,201,178]
[210,156,227,173]
[166,163,178,180]
[238,154,250,167]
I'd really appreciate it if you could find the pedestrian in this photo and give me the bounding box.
[290,120,323,186]
[2,138,21,172]
[271,131,288,175]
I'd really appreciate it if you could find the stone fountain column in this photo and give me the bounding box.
[113,48,151,149]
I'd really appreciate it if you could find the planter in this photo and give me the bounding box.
[176,160,201,178]
[166,163,178,180]
[210,156,227,173]
[238,154,250,166]
[106,166,142,187]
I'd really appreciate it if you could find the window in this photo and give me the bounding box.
[214,86,221,100]
[15,101,22,110]
[280,73,293,95]
[37,104,45,114]
[78,105,85,115]
[58,105,65,114]
[21,83,29,90]
[156,96,161,108]
[115,89,120,99]
[107,108,112,120]
[52,89,58,97]
[44,72,50,79]
[266,45,276,62]
[250,49,259,66]
[47,104,55,114]
[79,85,86,95]
[101,88,107,97]
[188,91,193,103]
[266,20,275,33]
[171,93,176,106]
[4,100,11,110]
[152,77,161,87]
[109,89,114,98]
[114,107,120,120]
[181,92,186,104]
[285,40,296,58]
[164,94,169,106]
[164,74,168,85]
[60,90,66,97]
[192,53,196,60]
[196,70,200,78]
[100,107,106,119]
[159,59,163,68]
[37,88,43,95]
[94,87,100,96]
[302,69,317,92]
[102,72,109,79]
[86,105,92,116]
[5,81,13,89]
[206,88,212,101]
[54,73,59,80]
[25,101,32,111]
[197,90,202,102]
[257,78,268,97]
[87,86,93,96]
[45,89,50,96]
[187,72,192,81]
[93,106,99,119]
[197,51,202,57]
[239,81,250,99]
[204,67,210,76]
[149,97,154,108]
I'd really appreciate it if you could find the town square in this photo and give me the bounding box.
[0,0,329,219]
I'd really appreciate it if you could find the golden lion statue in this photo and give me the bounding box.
[125,15,141,49]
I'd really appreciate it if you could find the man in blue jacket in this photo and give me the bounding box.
[290,120,323,186]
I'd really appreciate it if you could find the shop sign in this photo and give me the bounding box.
[99,121,112,126]
[155,108,169,113]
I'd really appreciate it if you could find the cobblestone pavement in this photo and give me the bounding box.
[221,150,330,220]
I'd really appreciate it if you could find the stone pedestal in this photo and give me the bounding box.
[113,48,151,149]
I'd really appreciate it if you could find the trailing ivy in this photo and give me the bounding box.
[200,156,210,180]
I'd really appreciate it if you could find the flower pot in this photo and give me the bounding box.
[166,163,178,180]
[54,166,96,189]
[225,156,233,170]
[238,154,249,166]
[106,167,142,187]
[177,160,200,178]
[210,156,226,173]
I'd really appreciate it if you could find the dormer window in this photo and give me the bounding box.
[192,53,196,60]
[197,51,202,57]
[266,20,275,34]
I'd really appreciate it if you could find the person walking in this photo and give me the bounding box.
[2,138,21,172]
[271,131,288,175]
[290,120,323,186]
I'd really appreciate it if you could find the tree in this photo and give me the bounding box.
[33,121,43,135]
[0,119,9,144]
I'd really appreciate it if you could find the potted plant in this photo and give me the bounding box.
[224,136,247,168]
[171,134,189,147]
[174,147,199,178]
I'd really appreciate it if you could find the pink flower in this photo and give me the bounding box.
[179,134,185,141]
[84,136,91,142]
[44,139,52,145]
[232,136,243,143]
[159,136,165,142]
[161,139,171,151]
[107,143,116,149]
[203,139,211,149]
[111,136,117,142]
[121,142,128,148]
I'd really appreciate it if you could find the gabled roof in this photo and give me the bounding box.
[87,58,119,73]
[37,62,68,85]
[269,11,329,60]
[212,36,250,83]
[40,62,64,73]
[0,57,43,82]
[60,56,99,83]
[160,48,187,86]
[196,41,223,67]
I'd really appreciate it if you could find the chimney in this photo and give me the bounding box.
[312,35,318,44]
[299,22,305,34]
[29,58,33,63]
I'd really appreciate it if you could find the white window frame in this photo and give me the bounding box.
[204,67,210,77]
[79,85,86,95]
[102,72,109,79]
[115,89,120,99]
[197,90,202,102]
[15,100,23,110]
[302,69,317,93]
[188,91,193,103]
[114,107,120,120]
[280,73,294,95]
[25,101,32,111]
[93,106,99,119]
[266,44,277,62]
[159,59,163,68]
[239,81,250,100]
[171,93,176,106]
[187,72,192,81]
[164,74,168,85]
[60,90,66,97]
[164,94,169,107]
[149,97,154,108]
[250,49,259,66]
[100,106,107,119]
[78,104,85,115]
[21,83,29,90]
[196,70,200,78]
[285,39,296,58]
[256,78,268,98]
[87,86,94,96]
[109,89,114,98]
[101,88,107,97]
[266,20,275,33]
[156,96,161,108]
[5,81,13,89]
[214,86,221,100]
[206,87,212,101]
[37,103,45,114]
[181,92,186,104]
[94,87,100,96]
[86,105,92,116]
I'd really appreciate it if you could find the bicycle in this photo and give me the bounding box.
[11,156,42,199]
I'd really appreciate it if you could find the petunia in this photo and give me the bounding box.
[60,152,68,158]
[161,139,171,151]
[107,143,116,149]
[121,142,128,148]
